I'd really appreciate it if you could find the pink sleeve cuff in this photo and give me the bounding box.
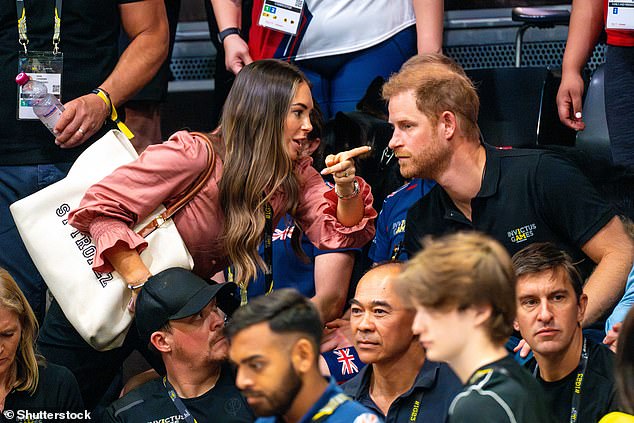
[317,177,377,249]
[88,216,149,273]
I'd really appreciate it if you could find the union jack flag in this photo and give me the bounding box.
[272,226,294,241]
[334,348,359,375]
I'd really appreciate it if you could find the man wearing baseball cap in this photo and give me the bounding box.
[103,267,254,422]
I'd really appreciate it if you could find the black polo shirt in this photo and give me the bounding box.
[341,359,462,423]
[404,145,615,278]
[103,363,254,423]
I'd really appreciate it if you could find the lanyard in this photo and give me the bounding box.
[407,388,426,421]
[533,338,588,423]
[263,202,274,294]
[311,392,350,423]
[238,202,274,305]
[163,377,198,423]
[16,0,63,54]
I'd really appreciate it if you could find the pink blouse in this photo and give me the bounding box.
[69,131,376,279]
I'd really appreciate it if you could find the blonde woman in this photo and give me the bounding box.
[0,268,82,413]
[38,59,377,411]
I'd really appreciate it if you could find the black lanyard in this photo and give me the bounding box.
[16,0,63,54]
[163,377,198,423]
[237,202,274,305]
[263,202,274,294]
[533,338,588,423]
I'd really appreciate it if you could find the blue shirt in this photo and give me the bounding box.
[256,379,381,423]
[229,214,357,301]
[342,360,462,423]
[368,179,435,263]
[606,264,634,332]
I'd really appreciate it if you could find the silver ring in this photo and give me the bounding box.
[77,127,85,135]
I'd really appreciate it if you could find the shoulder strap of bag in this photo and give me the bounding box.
[136,132,216,238]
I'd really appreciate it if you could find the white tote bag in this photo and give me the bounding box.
[10,130,194,351]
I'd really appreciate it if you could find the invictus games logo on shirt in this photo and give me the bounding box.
[507,223,537,243]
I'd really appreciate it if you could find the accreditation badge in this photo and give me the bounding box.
[607,0,634,30]
[258,0,304,35]
[17,51,63,120]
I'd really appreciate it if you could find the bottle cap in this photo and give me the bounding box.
[15,72,30,86]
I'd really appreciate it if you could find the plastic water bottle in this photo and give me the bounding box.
[15,72,65,134]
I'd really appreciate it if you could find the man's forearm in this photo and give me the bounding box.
[211,0,243,31]
[583,251,632,325]
[562,0,604,76]
[582,219,634,325]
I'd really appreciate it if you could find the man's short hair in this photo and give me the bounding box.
[512,242,584,303]
[394,232,516,345]
[382,53,480,141]
[226,289,323,352]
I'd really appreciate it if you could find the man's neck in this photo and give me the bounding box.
[369,344,426,415]
[436,141,486,221]
[165,361,222,399]
[283,371,329,423]
[450,331,508,384]
[535,331,584,382]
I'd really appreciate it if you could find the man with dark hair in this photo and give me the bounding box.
[394,232,550,423]
[383,53,634,326]
[227,288,380,422]
[103,268,253,422]
[512,243,618,422]
[343,262,461,422]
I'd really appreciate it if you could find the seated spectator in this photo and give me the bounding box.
[600,307,634,422]
[227,289,380,422]
[0,268,83,414]
[383,53,634,326]
[368,179,435,263]
[394,232,550,423]
[343,262,462,422]
[103,268,253,422]
[512,243,618,422]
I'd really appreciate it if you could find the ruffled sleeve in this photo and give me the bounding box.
[292,157,377,250]
[68,131,210,273]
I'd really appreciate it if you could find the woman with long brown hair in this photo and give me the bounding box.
[37,59,376,411]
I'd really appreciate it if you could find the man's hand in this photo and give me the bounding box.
[321,318,353,352]
[556,72,586,131]
[54,93,110,148]
[603,321,622,353]
[224,35,252,74]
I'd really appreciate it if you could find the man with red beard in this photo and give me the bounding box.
[512,243,618,422]
[103,268,253,422]
[383,54,633,328]
[228,289,380,423]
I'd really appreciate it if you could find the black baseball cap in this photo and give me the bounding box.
[135,268,239,346]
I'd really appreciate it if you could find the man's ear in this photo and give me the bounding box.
[439,111,457,140]
[471,303,493,328]
[150,330,171,353]
[577,293,588,324]
[513,319,521,333]
[291,338,316,375]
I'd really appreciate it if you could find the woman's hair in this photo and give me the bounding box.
[616,306,634,413]
[0,268,41,394]
[219,59,310,285]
